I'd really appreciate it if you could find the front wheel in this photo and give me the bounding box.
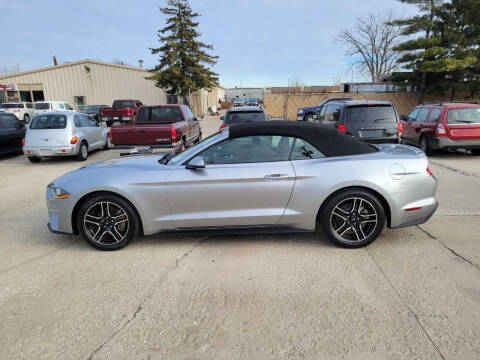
[76,141,88,161]
[319,189,385,248]
[304,114,314,122]
[76,193,140,250]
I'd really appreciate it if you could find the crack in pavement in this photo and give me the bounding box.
[87,237,205,360]
[417,225,479,271]
[365,248,446,360]
[430,161,480,178]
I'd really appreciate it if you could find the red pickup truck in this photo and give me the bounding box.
[101,99,143,127]
[109,104,202,152]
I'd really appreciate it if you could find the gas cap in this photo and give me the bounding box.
[390,163,406,180]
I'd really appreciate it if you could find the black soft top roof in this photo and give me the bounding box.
[228,120,377,157]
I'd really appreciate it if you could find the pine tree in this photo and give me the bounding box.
[148,0,219,104]
[391,0,444,104]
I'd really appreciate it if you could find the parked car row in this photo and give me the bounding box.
[296,98,480,156]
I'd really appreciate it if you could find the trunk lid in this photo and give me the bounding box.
[26,128,70,147]
[111,124,173,145]
[345,105,399,142]
[446,123,480,140]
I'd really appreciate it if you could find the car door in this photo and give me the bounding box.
[402,108,420,144]
[166,135,296,228]
[86,115,104,147]
[185,106,199,143]
[0,114,24,152]
[412,107,431,145]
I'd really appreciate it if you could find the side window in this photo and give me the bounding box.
[323,104,340,122]
[290,138,325,160]
[428,108,442,123]
[186,107,195,121]
[88,116,98,127]
[81,114,93,127]
[26,103,33,109]
[416,108,430,122]
[199,135,294,165]
[19,103,25,109]
[0,114,19,128]
[59,103,65,110]
[74,115,82,127]
[407,108,420,121]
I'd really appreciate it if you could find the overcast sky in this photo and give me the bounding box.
[1,0,418,87]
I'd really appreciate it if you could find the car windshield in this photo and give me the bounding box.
[113,100,135,108]
[0,103,22,109]
[137,107,183,123]
[446,107,480,124]
[168,132,225,166]
[34,102,50,110]
[83,105,101,111]
[225,111,265,124]
[346,105,397,124]
[30,114,67,129]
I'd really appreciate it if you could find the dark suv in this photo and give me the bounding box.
[219,106,268,131]
[400,102,480,155]
[313,100,401,143]
[296,97,353,121]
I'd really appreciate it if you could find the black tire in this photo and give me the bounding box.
[176,139,186,154]
[27,156,41,163]
[419,136,434,156]
[304,114,314,122]
[103,137,109,150]
[23,114,29,123]
[319,189,385,248]
[195,132,202,143]
[76,193,140,250]
[471,149,480,156]
[106,120,113,127]
[76,141,88,161]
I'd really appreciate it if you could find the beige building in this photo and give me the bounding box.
[0,59,224,116]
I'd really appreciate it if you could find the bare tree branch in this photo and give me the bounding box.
[337,12,403,82]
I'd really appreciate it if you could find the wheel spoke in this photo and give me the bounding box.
[339,226,351,237]
[358,225,366,240]
[361,219,377,224]
[351,198,357,212]
[351,226,361,241]
[334,221,347,234]
[96,230,107,242]
[109,230,121,243]
[106,203,111,217]
[332,211,347,220]
[334,206,349,215]
[114,219,128,226]
[85,219,101,226]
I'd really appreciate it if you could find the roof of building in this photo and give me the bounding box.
[0,59,147,81]
[228,120,377,157]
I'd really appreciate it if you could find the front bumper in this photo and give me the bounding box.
[24,145,78,157]
[46,186,75,234]
[429,136,480,150]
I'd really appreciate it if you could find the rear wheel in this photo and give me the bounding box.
[76,141,88,161]
[176,139,186,154]
[319,189,385,248]
[195,132,202,143]
[419,136,434,156]
[76,193,140,250]
[27,156,41,163]
[471,149,480,156]
[103,137,109,150]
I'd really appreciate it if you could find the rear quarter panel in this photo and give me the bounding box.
[281,146,435,230]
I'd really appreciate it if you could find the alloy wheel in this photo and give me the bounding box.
[83,201,129,245]
[330,197,378,243]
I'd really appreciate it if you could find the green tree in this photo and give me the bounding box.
[391,0,444,104]
[148,0,219,104]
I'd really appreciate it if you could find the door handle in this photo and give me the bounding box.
[264,174,290,180]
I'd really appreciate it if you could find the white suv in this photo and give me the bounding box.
[0,102,35,122]
[33,101,74,115]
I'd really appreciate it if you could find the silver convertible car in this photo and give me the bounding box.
[46,121,438,250]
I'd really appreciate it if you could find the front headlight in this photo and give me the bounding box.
[298,109,303,114]
[52,187,70,199]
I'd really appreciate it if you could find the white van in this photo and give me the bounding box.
[33,101,74,115]
[0,102,35,122]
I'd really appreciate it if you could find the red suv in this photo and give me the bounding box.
[400,102,480,155]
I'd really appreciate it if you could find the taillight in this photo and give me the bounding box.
[22,138,25,147]
[219,123,226,130]
[427,167,436,180]
[436,123,447,137]
[125,108,131,116]
[70,136,78,145]
[170,125,177,142]
[336,124,346,133]
[397,122,403,137]
[109,127,112,140]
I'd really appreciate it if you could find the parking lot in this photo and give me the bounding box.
[0,114,479,359]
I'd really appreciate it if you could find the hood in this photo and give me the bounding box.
[51,154,166,187]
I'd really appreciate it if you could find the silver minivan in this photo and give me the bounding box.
[23,112,109,162]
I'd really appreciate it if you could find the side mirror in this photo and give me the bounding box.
[220,116,225,121]
[195,116,203,121]
[186,156,205,169]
